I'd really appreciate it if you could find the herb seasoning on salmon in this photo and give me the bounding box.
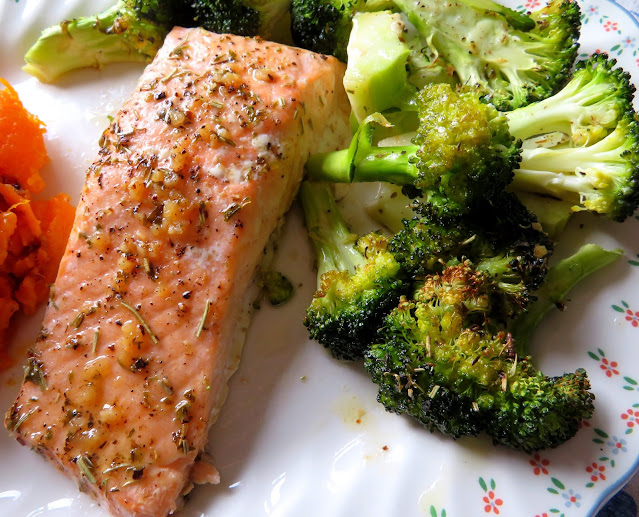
[5,27,351,517]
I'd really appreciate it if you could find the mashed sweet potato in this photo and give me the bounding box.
[0,78,75,361]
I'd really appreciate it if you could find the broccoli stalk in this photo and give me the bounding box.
[23,0,293,83]
[511,117,639,221]
[502,55,639,222]
[306,84,521,218]
[301,182,407,360]
[365,261,596,452]
[23,0,176,83]
[510,244,623,355]
[505,54,636,144]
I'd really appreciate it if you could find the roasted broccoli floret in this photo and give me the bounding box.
[23,0,180,83]
[504,54,639,222]
[506,54,636,144]
[392,0,580,110]
[301,181,407,360]
[290,0,392,61]
[306,84,521,218]
[23,0,292,83]
[388,192,553,323]
[365,261,595,452]
[191,0,291,39]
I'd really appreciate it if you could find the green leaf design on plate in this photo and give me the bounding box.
[551,477,565,490]
[594,428,609,438]
[479,477,487,492]
[429,507,446,517]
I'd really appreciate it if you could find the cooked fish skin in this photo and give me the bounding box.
[5,27,351,517]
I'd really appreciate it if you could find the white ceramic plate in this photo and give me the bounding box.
[1,1,639,516]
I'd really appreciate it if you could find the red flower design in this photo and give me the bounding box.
[603,20,619,32]
[585,462,606,482]
[483,491,504,514]
[525,0,541,8]
[625,309,639,327]
[535,514,549,517]
[621,408,639,428]
[529,453,550,475]
[600,357,620,377]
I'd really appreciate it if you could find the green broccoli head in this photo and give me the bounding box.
[290,0,357,61]
[128,0,177,26]
[393,0,580,111]
[489,368,594,452]
[306,233,407,360]
[305,84,522,218]
[390,191,552,315]
[410,84,521,214]
[191,0,291,38]
[191,0,261,35]
[365,262,595,451]
[301,182,407,360]
[290,0,394,60]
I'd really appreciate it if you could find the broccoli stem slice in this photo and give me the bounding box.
[306,146,418,184]
[305,149,353,183]
[300,182,366,283]
[23,0,168,83]
[510,244,622,355]
[306,111,420,185]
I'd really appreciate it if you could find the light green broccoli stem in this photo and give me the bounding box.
[506,70,625,141]
[344,11,417,122]
[300,182,365,284]
[23,0,167,83]
[510,121,634,214]
[510,244,622,355]
[306,146,418,184]
[517,192,574,239]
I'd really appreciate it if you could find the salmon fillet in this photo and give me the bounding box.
[5,27,350,516]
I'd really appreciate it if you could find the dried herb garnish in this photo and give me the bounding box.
[24,357,47,391]
[92,328,100,354]
[222,197,251,222]
[120,300,159,344]
[7,407,37,433]
[143,258,157,281]
[71,311,85,329]
[77,454,97,484]
[195,300,211,338]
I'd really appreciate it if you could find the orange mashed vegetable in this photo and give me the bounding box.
[0,78,75,361]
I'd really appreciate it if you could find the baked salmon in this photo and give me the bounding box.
[5,27,351,516]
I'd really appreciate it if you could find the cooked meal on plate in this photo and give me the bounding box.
[2,0,639,515]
